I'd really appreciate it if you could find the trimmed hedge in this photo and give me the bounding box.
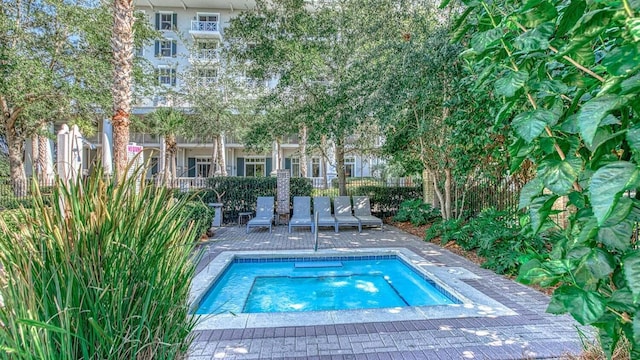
[175,177,418,224]
[180,201,215,240]
[181,177,313,224]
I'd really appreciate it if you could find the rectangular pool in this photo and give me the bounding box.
[195,255,461,314]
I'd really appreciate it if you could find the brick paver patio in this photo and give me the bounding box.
[189,225,586,359]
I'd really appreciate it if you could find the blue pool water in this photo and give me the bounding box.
[196,256,460,314]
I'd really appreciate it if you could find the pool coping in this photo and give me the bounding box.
[190,247,518,330]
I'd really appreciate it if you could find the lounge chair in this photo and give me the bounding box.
[289,196,314,233]
[313,196,336,232]
[246,196,274,233]
[334,196,362,233]
[353,196,383,230]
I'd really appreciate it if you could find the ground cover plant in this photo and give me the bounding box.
[443,0,640,356]
[0,170,200,359]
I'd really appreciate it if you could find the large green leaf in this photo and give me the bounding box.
[622,250,640,299]
[628,123,640,150]
[582,248,615,279]
[608,288,636,313]
[514,22,554,52]
[529,194,559,232]
[556,0,586,37]
[602,43,640,76]
[578,95,627,147]
[519,178,544,209]
[568,289,606,325]
[589,162,640,225]
[597,221,633,251]
[494,70,529,98]
[513,109,558,143]
[470,28,503,53]
[537,157,581,195]
[627,17,640,41]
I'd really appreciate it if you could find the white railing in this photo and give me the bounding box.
[190,48,219,62]
[198,77,218,87]
[310,177,325,188]
[191,21,219,32]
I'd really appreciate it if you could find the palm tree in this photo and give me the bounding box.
[138,108,186,184]
[111,0,135,179]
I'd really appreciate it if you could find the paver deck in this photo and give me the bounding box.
[190,225,587,359]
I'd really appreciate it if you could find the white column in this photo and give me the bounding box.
[102,119,113,176]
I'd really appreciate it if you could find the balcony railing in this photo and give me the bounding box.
[190,48,220,62]
[190,21,221,39]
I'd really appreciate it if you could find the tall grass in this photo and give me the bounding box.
[0,170,200,359]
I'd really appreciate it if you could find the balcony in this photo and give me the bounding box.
[189,21,221,39]
[189,48,220,63]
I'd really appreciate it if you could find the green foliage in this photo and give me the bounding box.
[394,199,441,226]
[424,218,465,244]
[0,153,8,177]
[188,177,313,222]
[446,0,640,354]
[0,208,24,233]
[181,201,215,240]
[425,208,548,275]
[0,171,199,358]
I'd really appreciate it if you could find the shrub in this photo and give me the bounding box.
[0,171,199,359]
[181,200,215,240]
[192,176,313,223]
[394,199,440,226]
[424,208,549,275]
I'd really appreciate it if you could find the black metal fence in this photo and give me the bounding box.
[1,175,521,224]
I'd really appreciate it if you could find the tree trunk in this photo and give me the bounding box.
[336,138,347,196]
[111,0,135,180]
[218,134,227,176]
[444,168,452,220]
[38,131,50,184]
[299,125,308,177]
[165,134,177,182]
[32,135,40,177]
[210,135,218,177]
[421,168,435,205]
[6,128,27,197]
[430,168,446,218]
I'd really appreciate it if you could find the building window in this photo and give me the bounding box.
[345,157,355,177]
[245,157,266,177]
[291,158,300,177]
[311,158,321,178]
[155,39,176,57]
[196,158,211,177]
[197,68,218,86]
[157,67,176,86]
[156,12,176,30]
[194,13,219,31]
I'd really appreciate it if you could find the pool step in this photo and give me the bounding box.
[294,261,343,268]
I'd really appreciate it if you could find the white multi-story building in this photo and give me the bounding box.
[103,0,381,186]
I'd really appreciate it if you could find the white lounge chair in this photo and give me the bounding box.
[353,196,383,230]
[313,196,336,232]
[246,196,274,233]
[334,196,361,233]
[289,196,314,233]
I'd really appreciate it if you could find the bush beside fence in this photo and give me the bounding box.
[174,177,419,224]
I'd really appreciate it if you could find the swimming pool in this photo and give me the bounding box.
[195,256,461,314]
[190,248,517,330]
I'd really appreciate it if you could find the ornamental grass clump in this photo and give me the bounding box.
[0,170,200,359]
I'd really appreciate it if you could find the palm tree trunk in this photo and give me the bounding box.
[111,0,134,180]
